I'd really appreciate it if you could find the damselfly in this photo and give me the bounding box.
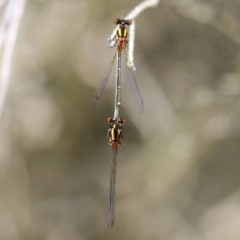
[93,18,144,114]
[106,117,125,229]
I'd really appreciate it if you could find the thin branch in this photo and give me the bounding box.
[109,0,160,41]
[127,20,136,70]
[108,0,160,69]
[0,0,26,117]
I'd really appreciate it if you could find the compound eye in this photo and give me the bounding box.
[114,18,120,25]
[128,20,132,25]
[107,117,112,123]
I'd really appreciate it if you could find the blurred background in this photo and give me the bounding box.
[0,0,240,239]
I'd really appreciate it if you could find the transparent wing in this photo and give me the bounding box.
[106,147,117,229]
[93,52,117,106]
[124,52,144,113]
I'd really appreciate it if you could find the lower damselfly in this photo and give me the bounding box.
[106,117,125,229]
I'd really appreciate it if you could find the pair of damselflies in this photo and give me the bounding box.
[93,18,144,229]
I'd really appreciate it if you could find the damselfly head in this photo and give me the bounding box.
[114,18,132,28]
[110,141,121,147]
[107,117,126,125]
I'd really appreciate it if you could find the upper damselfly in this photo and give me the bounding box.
[93,18,144,114]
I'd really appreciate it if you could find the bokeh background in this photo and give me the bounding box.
[1,0,240,239]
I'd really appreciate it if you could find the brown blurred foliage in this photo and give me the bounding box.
[0,0,240,239]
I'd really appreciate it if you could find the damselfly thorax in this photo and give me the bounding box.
[107,117,125,147]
